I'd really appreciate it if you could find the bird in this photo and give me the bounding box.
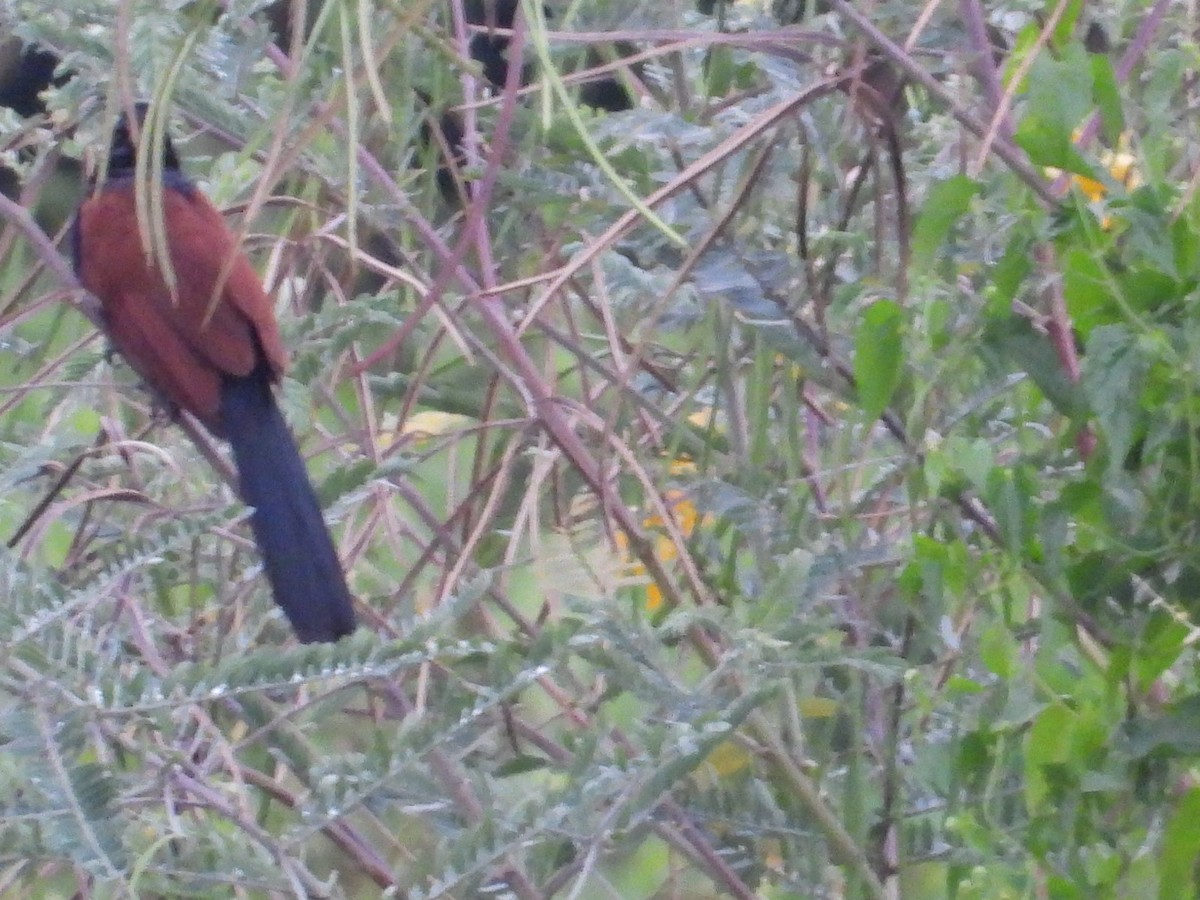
[73,104,357,643]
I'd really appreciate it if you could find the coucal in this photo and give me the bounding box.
[73,105,356,643]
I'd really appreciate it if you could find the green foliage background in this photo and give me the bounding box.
[0,0,1194,897]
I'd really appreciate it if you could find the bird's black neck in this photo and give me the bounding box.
[105,103,182,181]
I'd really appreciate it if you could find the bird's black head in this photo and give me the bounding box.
[107,102,181,177]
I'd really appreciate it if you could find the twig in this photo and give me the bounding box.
[826,0,1058,206]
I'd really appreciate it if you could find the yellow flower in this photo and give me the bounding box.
[1102,146,1140,191]
[617,487,704,612]
[642,489,698,534]
[615,406,721,611]
[1069,173,1107,203]
[705,739,751,777]
[402,410,472,441]
[1044,131,1141,229]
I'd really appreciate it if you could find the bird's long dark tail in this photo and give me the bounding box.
[220,371,356,642]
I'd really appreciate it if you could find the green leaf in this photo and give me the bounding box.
[911,175,979,271]
[1015,118,1094,174]
[854,299,904,421]
[1172,215,1200,280]
[1119,696,1200,759]
[986,465,1037,556]
[1160,789,1200,900]
[607,835,672,898]
[1124,203,1179,278]
[988,235,1034,312]
[1014,45,1096,173]
[1133,612,1188,691]
[1081,325,1146,471]
[1090,54,1123,145]
[1050,0,1085,48]
[1062,248,1113,335]
[703,46,735,97]
[979,622,1016,678]
[982,317,1089,419]
[1025,704,1074,811]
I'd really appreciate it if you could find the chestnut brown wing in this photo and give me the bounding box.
[77,185,288,431]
